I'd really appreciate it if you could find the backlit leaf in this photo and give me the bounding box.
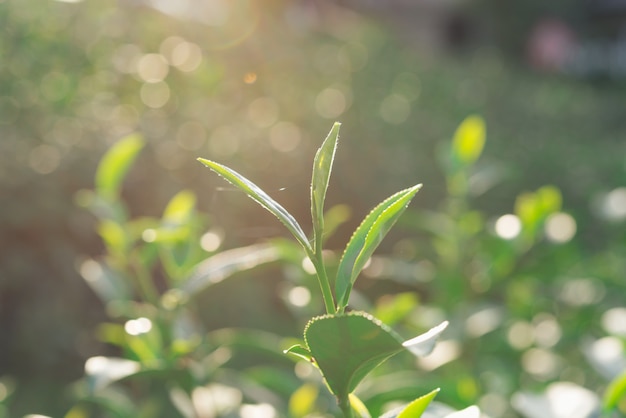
[197,158,313,255]
[95,133,144,201]
[336,185,421,309]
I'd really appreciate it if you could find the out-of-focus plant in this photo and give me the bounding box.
[69,134,295,417]
[198,122,480,417]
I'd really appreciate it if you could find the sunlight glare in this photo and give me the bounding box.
[124,317,153,336]
[544,212,576,243]
[495,214,522,239]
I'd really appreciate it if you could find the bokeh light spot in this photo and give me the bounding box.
[379,94,411,125]
[137,53,169,83]
[602,187,626,221]
[176,121,207,151]
[140,81,170,108]
[545,212,576,243]
[243,72,257,84]
[507,321,534,350]
[240,403,277,418]
[248,97,279,128]
[522,348,561,380]
[124,317,152,336]
[201,230,223,252]
[287,286,311,307]
[559,278,604,306]
[113,44,143,74]
[338,42,369,72]
[29,145,61,174]
[495,214,522,239]
[301,257,316,275]
[602,308,626,336]
[392,72,421,101]
[269,121,301,153]
[209,125,240,157]
[533,314,562,348]
[172,42,203,72]
[315,88,346,119]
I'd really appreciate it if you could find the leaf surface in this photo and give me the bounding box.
[197,158,312,254]
[96,133,144,201]
[311,122,340,252]
[336,185,421,308]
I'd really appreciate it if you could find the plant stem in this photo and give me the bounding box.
[338,395,353,418]
[311,252,336,314]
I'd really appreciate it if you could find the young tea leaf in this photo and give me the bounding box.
[197,158,313,255]
[451,115,485,167]
[396,388,440,418]
[311,122,340,252]
[603,369,626,412]
[402,321,449,357]
[96,133,144,201]
[336,185,422,309]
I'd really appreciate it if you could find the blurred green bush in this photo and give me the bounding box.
[1,0,626,417]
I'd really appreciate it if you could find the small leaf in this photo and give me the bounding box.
[163,190,196,225]
[603,369,626,412]
[397,388,440,418]
[179,243,281,297]
[96,133,144,201]
[336,185,421,308]
[284,344,313,363]
[304,312,405,400]
[451,115,485,167]
[402,321,449,357]
[197,158,313,255]
[311,122,340,252]
[84,356,141,392]
[349,393,372,418]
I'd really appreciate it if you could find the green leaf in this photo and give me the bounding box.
[179,243,282,297]
[336,185,422,309]
[451,115,485,167]
[284,344,313,363]
[603,369,626,412]
[402,321,448,357]
[303,312,405,400]
[96,134,144,201]
[197,158,313,255]
[397,388,440,418]
[311,122,340,252]
[163,190,196,226]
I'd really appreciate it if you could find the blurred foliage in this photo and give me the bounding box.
[1,0,626,417]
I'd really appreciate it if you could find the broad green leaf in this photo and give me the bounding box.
[451,115,485,167]
[197,158,312,255]
[303,312,405,400]
[603,369,626,412]
[96,133,144,201]
[311,122,340,252]
[397,388,440,418]
[179,243,281,297]
[336,185,421,308]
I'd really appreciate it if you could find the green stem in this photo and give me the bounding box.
[131,259,160,305]
[338,395,353,418]
[310,251,336,314]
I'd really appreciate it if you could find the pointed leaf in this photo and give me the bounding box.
[402,321,449,357]
[336,185,422,308]
[349,393,372,418]
[179,243,281,297]
[284,344,313,363]
[96,134,144,201]
[451,115,485,167]
[197,158,312,254]
[603,369,626,412]
[396,388,440,418]
[311,122,340,252]
[304,312,404,400]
